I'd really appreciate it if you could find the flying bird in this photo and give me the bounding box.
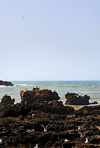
[27,129,34,133]
[41,124,50,132]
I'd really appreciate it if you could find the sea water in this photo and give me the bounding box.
[0,81,100,105]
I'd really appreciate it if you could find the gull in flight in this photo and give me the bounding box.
[41,124,50,132]
[27,129,34,133]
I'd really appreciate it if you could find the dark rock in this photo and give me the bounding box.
[20,88,60,103]
[0,100,74,117]
[90,135,100,144]
[0,105,100,147]
[0,89,100,147]
[0,103,32,117]
[19,88,74,115]
[1,95,15,105]
[65,92,90,105]
[0,80,13,86]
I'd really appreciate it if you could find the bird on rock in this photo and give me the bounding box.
[85,138,88,143]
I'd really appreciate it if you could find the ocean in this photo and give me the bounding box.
[0,81,100,106]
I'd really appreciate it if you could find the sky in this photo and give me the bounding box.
[0,0,100,81]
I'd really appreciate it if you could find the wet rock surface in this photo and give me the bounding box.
[0,80,13,86]
[0,90,100,147]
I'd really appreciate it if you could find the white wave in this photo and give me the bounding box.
[0,85,13,88]
[0,85,6,88]
[14,84,28,87]
[0,85,14,88]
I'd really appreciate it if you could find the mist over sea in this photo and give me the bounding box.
[0,81,100,105]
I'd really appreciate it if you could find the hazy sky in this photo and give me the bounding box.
[0,0,100,81]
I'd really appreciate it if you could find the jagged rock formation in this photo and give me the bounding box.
[20,88,60,103]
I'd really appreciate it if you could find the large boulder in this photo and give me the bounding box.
[65,92,90,105]
[20,88,60,103]
[1,95,15,105]
[0,80,13,86]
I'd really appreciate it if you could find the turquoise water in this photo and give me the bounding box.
[0,81,100,104]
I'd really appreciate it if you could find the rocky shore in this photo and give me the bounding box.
[0,88,100,147]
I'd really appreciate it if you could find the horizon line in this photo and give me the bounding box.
[8,80,100,82]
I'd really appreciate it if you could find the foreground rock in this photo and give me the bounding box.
[0,80,13,86]
[0,100,74,117]
[74,105,100,116]
[65,92,90,105]
[0,90,100,147]
[0,103,100,147]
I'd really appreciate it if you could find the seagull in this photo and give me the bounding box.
[79,132,84,138]
[78,126,82,131]
[4,94,7,97]
[65,139,69,142]
[24,119,29,123]
[73,114,75,117]
[85,138,88,143]
[25,101,27,104]
[34,144,38,148]
[27,129,34,133]
[25,89,27,92]
[41,124,50,132]
[96,126,100,130]
[0,139,2,144]
[32,114,35,118]
[78,126,81,130]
